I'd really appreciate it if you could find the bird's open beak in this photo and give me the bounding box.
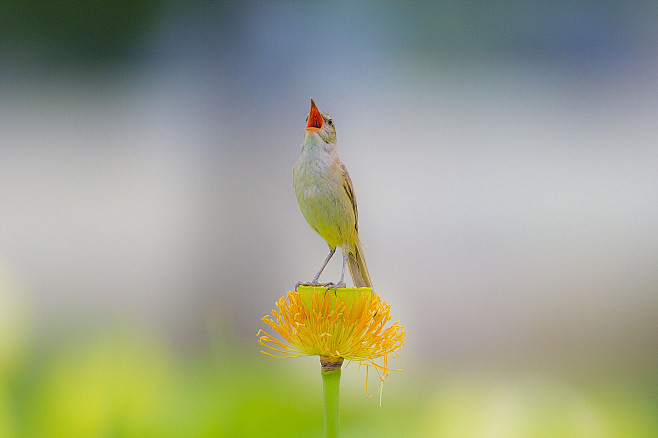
[305,98,323,132]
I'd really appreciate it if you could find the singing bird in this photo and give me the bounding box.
[293,98,372,289]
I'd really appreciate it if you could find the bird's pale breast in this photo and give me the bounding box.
[294,150,355,249]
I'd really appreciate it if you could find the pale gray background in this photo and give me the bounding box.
[1,1,656,373]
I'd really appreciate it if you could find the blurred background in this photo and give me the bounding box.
[1,1,657,436]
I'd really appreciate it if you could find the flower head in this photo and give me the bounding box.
[258,286,406,394]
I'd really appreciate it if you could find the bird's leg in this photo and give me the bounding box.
[295,247,336,290]
[326,250,347,294]
[312,247,336,283]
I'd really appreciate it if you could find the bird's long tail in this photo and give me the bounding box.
[347,240,372,288]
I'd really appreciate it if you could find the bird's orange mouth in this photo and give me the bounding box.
[305,98,323,132]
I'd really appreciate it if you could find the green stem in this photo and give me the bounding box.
[322,369,341,438]
[321,358,343,438]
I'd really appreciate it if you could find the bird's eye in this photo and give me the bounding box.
[305,115,309,122]
[327,119,333,125]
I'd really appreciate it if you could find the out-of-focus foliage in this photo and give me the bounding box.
[0,0,160,64]
[3,330,657,437]
[0,273,655,438]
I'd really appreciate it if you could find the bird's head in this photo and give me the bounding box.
[305,98,336,143]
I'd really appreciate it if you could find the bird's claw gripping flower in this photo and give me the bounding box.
[258,286,406,396]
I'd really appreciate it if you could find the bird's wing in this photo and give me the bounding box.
[339,161,358,233]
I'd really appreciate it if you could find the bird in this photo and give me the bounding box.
[293,98,372,290]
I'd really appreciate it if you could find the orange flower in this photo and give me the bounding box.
[258,286,405,394]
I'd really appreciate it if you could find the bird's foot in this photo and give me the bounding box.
[325,281,346,295]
